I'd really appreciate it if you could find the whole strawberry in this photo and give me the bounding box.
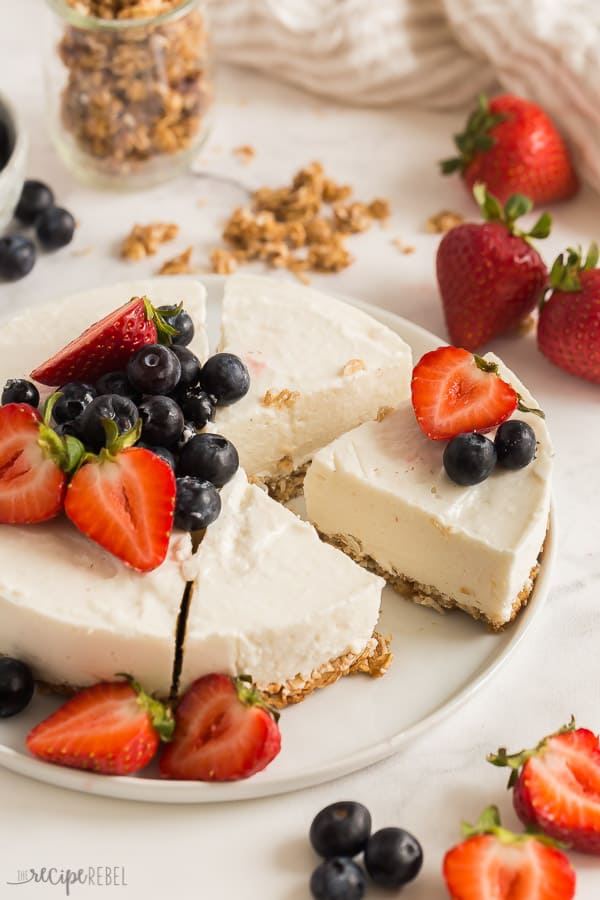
[437,185,550,351]
[538,244,600,383]
[443,806,576,899]
[488,718,600,854]
[441,94,578,206]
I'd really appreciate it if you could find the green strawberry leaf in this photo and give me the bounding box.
[440,95,508,175]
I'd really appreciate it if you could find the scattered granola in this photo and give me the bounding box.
[340,359,366,376]
[121,222,179,260]
[392,237,416,255]
[233,144,256,164]
[402,245,416,255]
[210,161,391,281]
[158,246,193,275]
[261,389,300,409]
[58,0,213,179]
[425,210,464,234]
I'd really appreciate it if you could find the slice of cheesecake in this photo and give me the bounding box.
[178,469,389,706]
[206,274,413,500]
[304,355,552,628]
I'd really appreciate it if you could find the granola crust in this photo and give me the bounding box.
[318,531,545,630]
[258,632,393,708]
[251,460,310,502]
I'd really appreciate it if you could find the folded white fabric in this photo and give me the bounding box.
[208,0,600,192]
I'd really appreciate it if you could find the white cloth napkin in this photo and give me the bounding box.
[208,0,600,193]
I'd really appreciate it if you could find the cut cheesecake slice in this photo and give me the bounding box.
[0,277,209,386]
[304,355,552,628]
[178,469,388,706]
[206,274,413,499]
[0,522,193,697]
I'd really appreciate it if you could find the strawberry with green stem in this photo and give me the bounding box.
[441,94,578,207]
[537,243,600,383]
[26,675,174,775]
[489,717,600,854]
[31,297,182,386]
[442,805,576,899]
[0,394,85,525]
[436,184,551,351]
[65,418,176,572]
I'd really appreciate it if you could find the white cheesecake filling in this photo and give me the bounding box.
[179,469,384,689]
[0,277,209,389]
[206,274,413,479]
[0,521,193,696]
[305,355,552,626]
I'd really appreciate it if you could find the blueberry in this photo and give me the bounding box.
[1,378,39,408]
[127,344,181,396]
[55,419,84,441]
[36,206,76,250]
[0,235,36,280]
[364,827,423,889]
[310,858,365,900]
[175,477,221,530]
[137,443,176,471]
[495,420,537,470]
[177,433,239,487]
[95,370,140,402]
[443,432,496,486]
[158,304,194,347]
[178,387,216,429]
[200,353,250,406]
[0,658,34,718]
[176,421,197,452]
[138,396,184,449]
[15,179,55,225]
[79,394,139,451]
[52,381,96,424]
[310,802,372,859]
[170,345,202,390]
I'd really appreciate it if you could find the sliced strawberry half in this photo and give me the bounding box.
[442,806,576,900]
[159,674,281,781]
[0,401,84,525]
[489,718,600,854]
[64,421,176,572]
[411,346,534,440]
[26,677,174,775]
[31,297,180,386]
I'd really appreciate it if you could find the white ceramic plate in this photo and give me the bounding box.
[0,275,555,803]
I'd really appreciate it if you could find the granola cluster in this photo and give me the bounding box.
[210,162,390,282]
[425,210,464,233]
[121,221,179,260]
[58,0,212,177]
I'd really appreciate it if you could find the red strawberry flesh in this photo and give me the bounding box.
[513,728,600,854]
[65,447,175,572]
[443,833,576,900]
[0,404,66,524]
[411,346,518,440]
[26,681,165,775]
[159,674,281,781]
[30,297,158,386]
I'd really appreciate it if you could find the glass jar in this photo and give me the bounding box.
[43,0,214,189]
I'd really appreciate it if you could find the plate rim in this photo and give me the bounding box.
[0,274,555,803]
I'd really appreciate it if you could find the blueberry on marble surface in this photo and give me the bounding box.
[310,802,372,859]
[0,235,36,280]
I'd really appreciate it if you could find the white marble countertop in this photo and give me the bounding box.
[2,2,600,898]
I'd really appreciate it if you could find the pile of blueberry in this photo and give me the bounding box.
[443,420,537,486]
[309,801,422,899]
[1,304,249,531]
[0,179,76,281]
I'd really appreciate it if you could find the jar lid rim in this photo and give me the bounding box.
[45,0,198,30]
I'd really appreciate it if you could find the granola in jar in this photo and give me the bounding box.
[44,0,213,187]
